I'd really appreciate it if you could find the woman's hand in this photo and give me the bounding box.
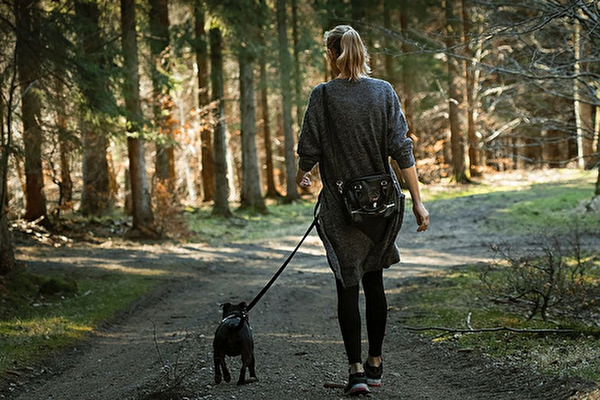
[399,166,429,232]
[296,169,312,188]
[412,201,429,232]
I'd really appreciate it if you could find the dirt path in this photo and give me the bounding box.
[4,172,596,399]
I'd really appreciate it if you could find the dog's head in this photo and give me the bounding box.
[220,301,247,319]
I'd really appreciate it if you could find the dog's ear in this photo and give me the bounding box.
[220,302,232,314]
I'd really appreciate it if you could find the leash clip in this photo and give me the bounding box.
[336,180,344,194]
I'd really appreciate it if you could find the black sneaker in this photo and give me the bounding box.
[344,372,370,396]
[363,361,383,387]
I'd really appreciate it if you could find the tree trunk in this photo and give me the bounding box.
[399,1,415,151]
[149,0,175,190]
[210,26,232,217]
[16,0,47,223]
[277,0,299,202]
[383,0,395,86]
[573,16,585,169]
[462,0,480,177]
[0,206,14,274]
[276,106,286,188]
[579,29,594,169]
[445,0,468,183]
[259,50,280,198]
[0,74,16,275]
[291,0,303,131]
[594,85,600,185]
[121,0,157,237]
[75,0,112,216]
[595,82,600,196]
[80,120,111,216]
[55,76,73,207]
[594,163,600,196]
[194,1,215,202]
[239,50,267,211]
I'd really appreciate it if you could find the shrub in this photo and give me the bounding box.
[480,230,600,323]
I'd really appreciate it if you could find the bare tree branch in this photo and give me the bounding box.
[404,326,574,334]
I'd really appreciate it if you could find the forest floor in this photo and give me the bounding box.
[2,169,600,400]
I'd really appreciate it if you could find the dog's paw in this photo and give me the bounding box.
[224,373,231,383]
[214,375,222,385]
[236,379,245,386]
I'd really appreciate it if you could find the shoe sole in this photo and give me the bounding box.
[367,378,381,387]
[345,382,370,396]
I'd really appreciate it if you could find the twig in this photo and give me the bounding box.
[403,326,574,334]
[149,319,166,371]
[466,312,473,331]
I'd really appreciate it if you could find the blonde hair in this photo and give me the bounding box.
[324,25,371,81]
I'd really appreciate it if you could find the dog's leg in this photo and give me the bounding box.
[237,363,247,385]
[222,357,231,383]
[237,352,250,385]
[249,354,257,379]
[213,355,222,384]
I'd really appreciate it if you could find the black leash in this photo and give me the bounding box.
[245,217,318,313]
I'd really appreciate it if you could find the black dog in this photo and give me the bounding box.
[213,302,257,385]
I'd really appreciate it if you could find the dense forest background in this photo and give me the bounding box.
[1,0,599,272]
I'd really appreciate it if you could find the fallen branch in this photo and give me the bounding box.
[403,326,574,334]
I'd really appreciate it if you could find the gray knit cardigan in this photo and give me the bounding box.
[297,77,415,287]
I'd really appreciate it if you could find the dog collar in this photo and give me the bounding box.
[221,313,247,324]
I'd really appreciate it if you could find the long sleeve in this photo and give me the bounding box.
[297,84,324,172]
[386,85,415,169]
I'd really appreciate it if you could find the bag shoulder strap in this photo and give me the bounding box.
[321,85,344,193]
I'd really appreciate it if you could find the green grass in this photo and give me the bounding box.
[391,263,600,382]
[185,200,316,244]
[0,270,159,377]
[422,169,599,234]
[420,169,596,202]
[421,181,513,202]
[493,181,600,232]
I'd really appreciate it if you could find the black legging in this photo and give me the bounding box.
[336,269,387,365]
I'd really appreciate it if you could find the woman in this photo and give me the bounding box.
[296,25,429,396]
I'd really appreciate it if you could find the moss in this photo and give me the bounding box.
[0,270,158,378]
[38,277,78,297]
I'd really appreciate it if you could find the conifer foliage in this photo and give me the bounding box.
[0,0,598,268]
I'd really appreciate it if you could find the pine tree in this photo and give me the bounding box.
[0,58,16,275]
[121,0,158,237]
[75,0,112,216]
[239,44,267,211]
[194,1,215,202]
[445,0,468,183]
[149,0,175,190]
[16,0,48,223]
[210,25,232,217]
[277,0,299,202]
